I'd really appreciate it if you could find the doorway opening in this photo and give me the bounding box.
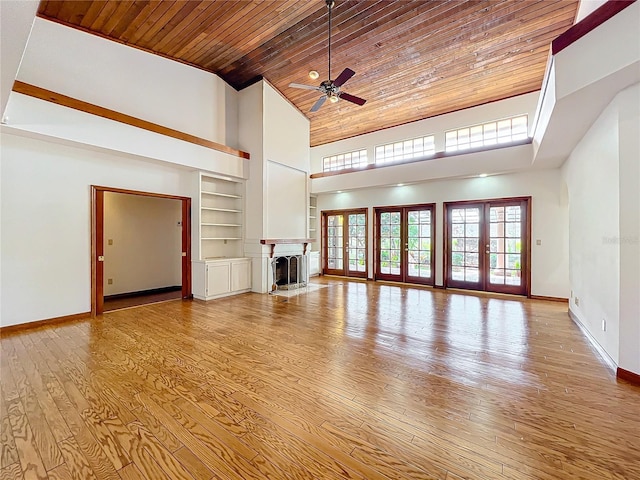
[91,186,192,315]
[374,204,435,285]
[444,197,531,296]
[322,208,368,278]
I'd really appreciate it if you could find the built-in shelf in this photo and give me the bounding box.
[202,223,242,227]
[199,174,245,259]
[201,191,242,198]
[202,237,242,240]
[309,195,318,253]
[201,207,242,213]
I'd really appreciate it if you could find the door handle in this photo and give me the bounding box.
[98,255,104,262]
[485,244,490,254]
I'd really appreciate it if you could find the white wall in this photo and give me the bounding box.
[562,101,620,364]
[238,81,311,293]
[104,192,182,296]
[562,82,640,374]
[575,0,607,22]
[0,132,194,327]
[0,0,38,118]
[616,83,640,374]
[317,168,568,297]
[16,18,236,145]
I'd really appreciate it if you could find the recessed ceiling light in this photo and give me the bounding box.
[479,173,488,178]
[397,183,404,187]
[309,70,319,80]
[336,190,343,193]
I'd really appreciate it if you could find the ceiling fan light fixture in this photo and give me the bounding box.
[288,0,366,112]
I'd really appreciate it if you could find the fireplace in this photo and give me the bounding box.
[260,239,313,293]
[271,255,307,290]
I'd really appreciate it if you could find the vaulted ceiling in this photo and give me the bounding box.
[37,0,579,147]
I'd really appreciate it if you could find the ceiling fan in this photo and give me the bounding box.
[289,0,367,112]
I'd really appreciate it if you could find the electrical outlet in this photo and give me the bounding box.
[575,297,579,306]
[108,278,113,285]
[602,319,607,331]
[108,239,113,245]
[536,239,542,245]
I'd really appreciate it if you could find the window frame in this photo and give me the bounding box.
[374,135,436,165]
[445,115,528,152]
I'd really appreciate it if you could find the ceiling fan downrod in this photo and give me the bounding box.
[327,0,334,83]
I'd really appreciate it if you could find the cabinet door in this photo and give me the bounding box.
[309,252,320,275]
[231,260,251,292]
[207,263,231,297]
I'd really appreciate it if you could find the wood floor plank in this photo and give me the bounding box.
[5,396,48,479]
[0,461,24,480]
[1,386,20,468]
[116,463,146,480]
[1,278,638,479]
[58,436,98,480]
[47,462,75,480]
[172,447,214,480]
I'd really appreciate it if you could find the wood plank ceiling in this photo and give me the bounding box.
[37,0,579,147]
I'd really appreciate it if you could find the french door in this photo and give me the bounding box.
[444,198,530,295]
[322,209,367,278]
[374,204,435,285]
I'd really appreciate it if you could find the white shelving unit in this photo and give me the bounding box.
[309,195,320,276]
[193,173,251,300]
[199,175,245,259]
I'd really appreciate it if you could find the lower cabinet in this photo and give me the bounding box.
[309,251,320,276]
[192,257,251,301]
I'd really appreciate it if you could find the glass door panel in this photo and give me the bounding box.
[406,208,434,282]
[325,214,343,273]
[448,206,483,288]
[487,203,525,294]
[347,213,367,274]
[378,210,402,277]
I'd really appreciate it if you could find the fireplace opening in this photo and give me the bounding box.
[271,255,307,291]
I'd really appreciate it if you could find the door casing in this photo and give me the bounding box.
[91,186,192,316]
[374,204,436,286]
[443,196,531,296]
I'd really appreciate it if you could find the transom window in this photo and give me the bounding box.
[445,115,528,152]
[375,135,435,164]
[323,149,368,172]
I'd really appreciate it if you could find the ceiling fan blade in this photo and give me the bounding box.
[339,92,366,106]
[310,95,327,112]
[289,82,321,91]
[333,68,355,87]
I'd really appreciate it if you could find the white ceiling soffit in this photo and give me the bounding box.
[532,2,640,168]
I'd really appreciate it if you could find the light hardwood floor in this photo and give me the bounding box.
[1,278,638,480]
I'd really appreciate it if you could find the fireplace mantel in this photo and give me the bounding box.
[260,238,314,257]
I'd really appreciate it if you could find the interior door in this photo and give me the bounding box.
[445,198,529,295]
[375,204,435,285]
[323,209,367,278]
